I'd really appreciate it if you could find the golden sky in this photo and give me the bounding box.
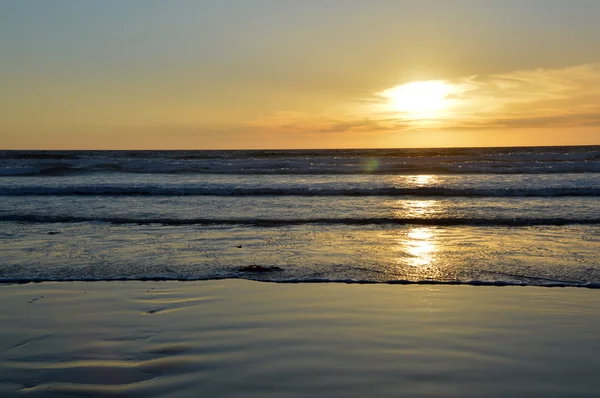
[1,1,600,149]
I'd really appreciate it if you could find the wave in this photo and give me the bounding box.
[1,215,598,226]
[2,275,599,288]
[1,147,598,176]
[1,186,598,197]
[1,162,599,176]
[1,146,597,159]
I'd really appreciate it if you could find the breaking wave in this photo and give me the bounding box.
[1,186,598,197]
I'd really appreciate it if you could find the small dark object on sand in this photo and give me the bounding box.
[237,265,283,273]
[47,231,60,235]
[236,245,243,248]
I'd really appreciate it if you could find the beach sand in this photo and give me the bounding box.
[1,281,599,397]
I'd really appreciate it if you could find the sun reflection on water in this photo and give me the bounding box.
[402,199,436,217]
[406,227,437,268]
[409,175,435,186]
[388,174,445,273]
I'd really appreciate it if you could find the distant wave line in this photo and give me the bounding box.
[1,186,598,197]
[1,166,599,176]
[1,215,599,226]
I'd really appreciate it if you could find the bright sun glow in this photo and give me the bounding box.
[379,80,452,117]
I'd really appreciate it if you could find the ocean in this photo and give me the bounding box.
[0,146,598,287]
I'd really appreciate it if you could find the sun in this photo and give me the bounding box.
[378,80,452,117]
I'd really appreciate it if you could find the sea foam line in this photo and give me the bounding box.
[2,276,599,289]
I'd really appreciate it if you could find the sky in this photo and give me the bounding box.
[1,0,600,149]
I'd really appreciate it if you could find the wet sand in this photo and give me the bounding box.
[1,281,599,397]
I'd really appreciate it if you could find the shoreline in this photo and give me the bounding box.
[2,278,600,288]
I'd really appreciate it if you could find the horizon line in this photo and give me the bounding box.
[1,144,598,151]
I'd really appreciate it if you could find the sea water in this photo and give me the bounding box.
[0,146,598,286]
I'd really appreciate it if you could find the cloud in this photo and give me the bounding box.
[247,64,600,135]
[448,63,600,118]
[246,111,412,134]
[447,112,600,130]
